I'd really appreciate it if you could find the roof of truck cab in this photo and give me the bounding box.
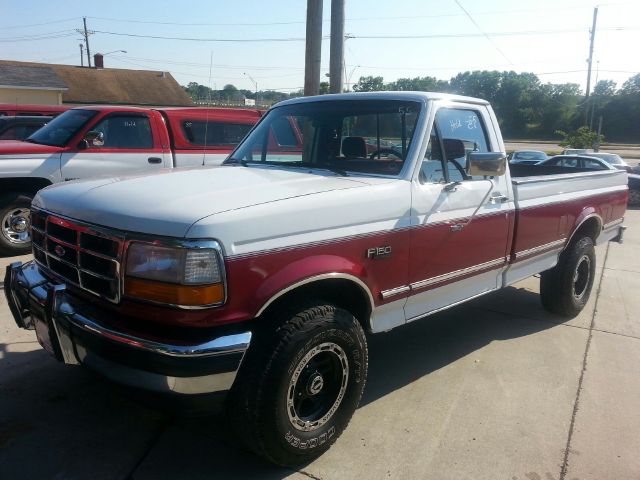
[160,107,262,121]
[68,105,262,120]
[274,91,490,107]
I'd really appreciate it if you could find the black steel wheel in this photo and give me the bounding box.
[541,236,596,317]
[228,300,368,467]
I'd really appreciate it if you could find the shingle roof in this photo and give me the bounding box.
[0,64,67,90]
[0,60,193,106]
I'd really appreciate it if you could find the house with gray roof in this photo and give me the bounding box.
[0,58,193,107]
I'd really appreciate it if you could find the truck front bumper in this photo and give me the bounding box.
[4,261,251,396]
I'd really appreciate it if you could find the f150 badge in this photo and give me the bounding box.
[366,246,392,259]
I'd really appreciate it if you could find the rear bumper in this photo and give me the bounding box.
[4,261,251,396]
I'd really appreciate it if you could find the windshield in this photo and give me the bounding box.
[26,109,98,147]
[226,100,421,176]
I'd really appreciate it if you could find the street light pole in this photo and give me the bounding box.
[244,72,258,106]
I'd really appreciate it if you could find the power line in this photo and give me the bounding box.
[453,0,515,67]
[92,29,311,42]
[0,25,635,43]
[350,26,637,40]
[1,2,634,31]
[83,4,624,27]
[0,17,80,29]
[0,31,77,42]
[110,54,307,71]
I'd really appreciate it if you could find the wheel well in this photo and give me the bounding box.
[0,177,52,197]
[569,216,601,245]
[259,278,374,333]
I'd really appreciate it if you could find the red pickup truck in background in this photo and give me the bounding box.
[0,105,262,255]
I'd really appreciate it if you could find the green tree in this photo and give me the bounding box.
[221,84,242,101]
[620,74,640,95]
[555,126,604,149]
[319,81,330,94]
[389,76,447,92]
[353,76,386,92]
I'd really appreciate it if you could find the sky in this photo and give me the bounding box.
[1,0,639,94]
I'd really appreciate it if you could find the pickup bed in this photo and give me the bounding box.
[5,92,627,466]
[0,105,261,254]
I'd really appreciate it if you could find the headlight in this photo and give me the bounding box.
[124,242,225,307]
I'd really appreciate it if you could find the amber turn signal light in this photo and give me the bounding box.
[125,277,225,306]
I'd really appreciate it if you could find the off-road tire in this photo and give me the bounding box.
[227,300,368,467]
[540,236,596,317]
[0,193,33,256]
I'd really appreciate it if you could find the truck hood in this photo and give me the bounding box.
[0,140,63,156]
[33,166,370,237]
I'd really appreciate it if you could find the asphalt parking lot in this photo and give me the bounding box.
[1,210,639,480]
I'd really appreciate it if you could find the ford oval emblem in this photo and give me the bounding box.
[54,245,66,257]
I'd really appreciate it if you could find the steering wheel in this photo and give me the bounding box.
[369,148,403,160]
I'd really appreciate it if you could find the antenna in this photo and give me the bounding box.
[202,51,214,166]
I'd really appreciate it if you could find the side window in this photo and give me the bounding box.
[434,108,490,182]
[583,158,606,170]
[0,126,18,140]
[91,115,153,149]
[420,131,446,184]
[562,157,578,168]
[182,121,252,146]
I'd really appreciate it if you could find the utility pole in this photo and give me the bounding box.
[79,43,84,67]
[83,17,92,67]
[584,6,598,124]
[304,0,323,96]
[76,18,93,67]
[595,115,603,151]
[329,0,345,94]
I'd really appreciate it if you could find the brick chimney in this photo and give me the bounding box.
[94,53,104,69]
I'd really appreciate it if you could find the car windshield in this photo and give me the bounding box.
[226,100,421,176]
[26,109,98,147]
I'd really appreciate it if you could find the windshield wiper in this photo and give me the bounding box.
[321,165,348,177]
[293,161,348,177]
[225,158,250,166]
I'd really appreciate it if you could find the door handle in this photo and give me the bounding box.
[148,157,162,164]
[450,223,465,232]
[489,193,509,204]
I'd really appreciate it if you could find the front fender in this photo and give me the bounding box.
[254,254,371,312]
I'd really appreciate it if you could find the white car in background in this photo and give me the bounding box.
[584,152,632,173]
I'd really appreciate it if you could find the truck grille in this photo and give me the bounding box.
[30,209,124,302]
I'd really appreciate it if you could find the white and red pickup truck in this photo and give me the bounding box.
[0,105,262,255]
[5,92,627,466]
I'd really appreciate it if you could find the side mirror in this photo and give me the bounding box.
[84,130,104,147]
[467,152,507,176]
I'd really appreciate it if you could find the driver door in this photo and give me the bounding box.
[60,112,170,181]
[405,104,512,321]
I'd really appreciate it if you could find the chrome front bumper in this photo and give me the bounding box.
[4,261,251,395]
